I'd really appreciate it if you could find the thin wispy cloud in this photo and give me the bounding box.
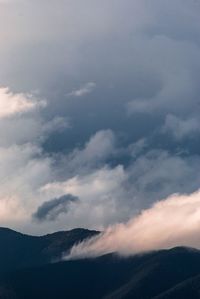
[67,82,96,97]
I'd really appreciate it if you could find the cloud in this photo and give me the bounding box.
[3,129,199,235]
[1,0,200,153]
[0,86,70,148]
[128,138,148,159]
[33,194,79,222]
[1,100,200,235]
[67,82,96,97]
[0,143,53,228]
[0,86,72,233]
[67,190,200,259]
[0,87,46,118]
[41,148,200,232]
[1,0,200,238]
[126,150,200,208]
[162,114,200,140]
[43,116,70,134]
[64,130,116,173]
[41,164,128,228]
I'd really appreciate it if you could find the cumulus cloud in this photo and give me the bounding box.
[0,86,71,233]
[63,130,116,174]
[41,165,127,228]
[1,101,200,235]
[2,122,200,235]
[0,87,46,118]
[67,190,200,259]
[33,194,79,222]
[39,148,200,232]
[0,143,53,229]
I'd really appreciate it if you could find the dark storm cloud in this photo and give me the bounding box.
[1,0,200,234]
[1,1,200,147]
[33,194,79,222]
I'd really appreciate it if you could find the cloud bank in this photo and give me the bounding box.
[67,190,200,259]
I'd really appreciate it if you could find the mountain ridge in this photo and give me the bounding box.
[0,227,200,298]
[0,226,99,274]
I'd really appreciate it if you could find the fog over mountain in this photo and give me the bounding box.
[68,190,200,259]
[0,228,200,299]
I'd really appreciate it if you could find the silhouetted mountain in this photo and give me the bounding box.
[0,227,99,274]
[104,247,200,299]
[154,273,200,299]
[1,228,200,298]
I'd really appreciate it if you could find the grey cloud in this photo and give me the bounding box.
[1,0,200,153]
[56,129,116,178]
[33,194,79,222]
[126,150,200,209]
[42,116,70,134]
[1,0,200,234]
[39,146,200,231]
[162,114,200,140]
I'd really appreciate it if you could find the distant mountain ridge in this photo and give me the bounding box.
[1,228,200,298]
[0,227,99,274]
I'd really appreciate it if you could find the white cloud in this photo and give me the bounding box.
[0,87,46,119]
[0,95,123,234]
[39,147,200,234]
[41,165,127,229]
[1,103,200,236]
[2,128,200,235]
[0,143,53,229]
[67,190,200,259]
[67,82,96,97]
[42,165,125,199]
[0,87,72,233]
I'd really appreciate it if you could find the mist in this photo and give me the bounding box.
[67,190,200,259]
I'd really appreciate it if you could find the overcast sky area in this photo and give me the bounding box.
[1,0,200,235]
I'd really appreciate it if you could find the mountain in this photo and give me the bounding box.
[1,228,200,298]
[154,273,200,299]
[0,227,99,274]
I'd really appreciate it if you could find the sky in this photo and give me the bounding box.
[1,0,200,238]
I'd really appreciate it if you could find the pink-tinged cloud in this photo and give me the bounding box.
[0,87,46,119]
[67,190,200,259]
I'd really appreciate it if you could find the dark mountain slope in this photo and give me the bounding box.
[154,273,200,299]
[0,227,99,274]
[105,247,200,299]
[1,228,200,299]
[1,247,200,299]
[0,252,161,299]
